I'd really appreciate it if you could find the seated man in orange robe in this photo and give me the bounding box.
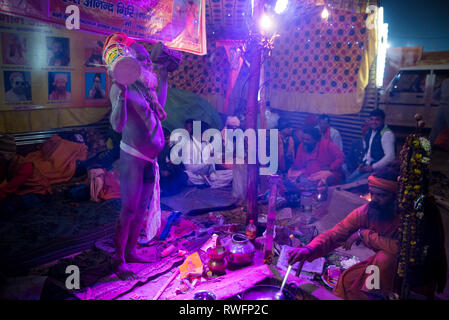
[287,127,345,186]
[289,167,400,299]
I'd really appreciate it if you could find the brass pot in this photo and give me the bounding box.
[226,233,255,266]
[208,258,227,275]
[207,247,227,275]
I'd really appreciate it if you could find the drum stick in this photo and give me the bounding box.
[153,268,180,300]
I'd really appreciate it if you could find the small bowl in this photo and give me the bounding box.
[193,290,217,300]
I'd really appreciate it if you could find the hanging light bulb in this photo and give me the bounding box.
[321,8,330,19]
[259,14,273,31]
[274,0,288,14]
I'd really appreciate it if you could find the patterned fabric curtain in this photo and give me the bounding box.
[166,42,231,113]
[264,7,376,114]
[294,0,374,13]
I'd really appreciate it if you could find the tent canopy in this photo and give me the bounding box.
[162,88,223,132]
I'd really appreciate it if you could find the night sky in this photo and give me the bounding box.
[381,0,449,51]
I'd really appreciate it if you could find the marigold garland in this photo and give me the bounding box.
[397,134,431,278]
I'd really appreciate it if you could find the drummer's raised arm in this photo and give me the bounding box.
[157,65,168,108]
[110,82,127,133]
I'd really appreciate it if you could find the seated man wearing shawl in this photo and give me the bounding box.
[289,167,401,299]
[182,120,233,189]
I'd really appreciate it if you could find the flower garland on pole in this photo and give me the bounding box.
[396,114,431,299]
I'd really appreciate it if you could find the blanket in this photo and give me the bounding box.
[24,135,87,186]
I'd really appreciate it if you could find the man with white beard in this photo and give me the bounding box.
[106,33,169,280]
[5,72,29,101]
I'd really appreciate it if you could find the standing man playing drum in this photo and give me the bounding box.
[105,33,169,280]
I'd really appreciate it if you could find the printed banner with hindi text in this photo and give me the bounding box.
[0,0,206,55]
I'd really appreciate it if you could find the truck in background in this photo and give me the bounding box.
[379,64,449,137]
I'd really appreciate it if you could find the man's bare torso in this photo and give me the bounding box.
[111,83,165,159]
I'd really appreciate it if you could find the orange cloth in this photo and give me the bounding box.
[0,156,51,199]
[306,203,400,299]
[22,135,87,186]
[179,252,203,280]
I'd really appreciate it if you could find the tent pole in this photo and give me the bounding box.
[246,0,265,225]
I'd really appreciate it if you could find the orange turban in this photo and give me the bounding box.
[368,175,398,193]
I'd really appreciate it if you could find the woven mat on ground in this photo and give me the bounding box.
[161,186,239,215]
[69,243,184,300]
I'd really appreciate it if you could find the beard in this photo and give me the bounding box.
[13,87,25,96]
[368,200,396,223]
[139,66,158,89]
[304,143,316,153]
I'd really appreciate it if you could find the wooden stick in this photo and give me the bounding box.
[264,175,280,264]
[152,268,180,300]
